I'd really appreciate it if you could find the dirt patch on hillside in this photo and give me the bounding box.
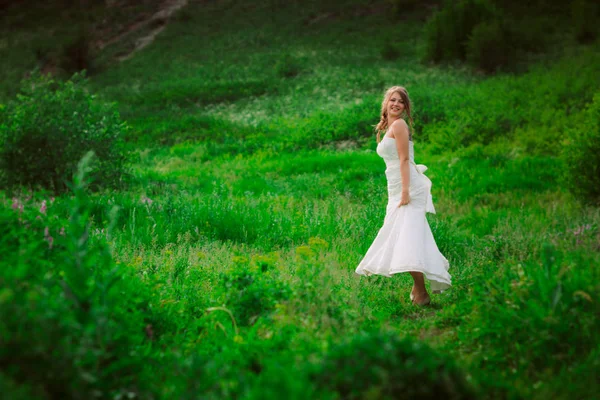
[94,0,188,61]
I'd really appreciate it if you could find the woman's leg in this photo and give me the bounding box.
[409,271,431,305]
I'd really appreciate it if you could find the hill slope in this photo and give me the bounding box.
[1,1,599,399]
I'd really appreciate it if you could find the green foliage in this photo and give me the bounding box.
[0,154,154,398]
[466,20,513,72]
[274,53,303,78]
[60,28,96,75]
[312,330,477,399]
[380,42,401,61]
[562,92,600,205]
[462,245,599,388]
[0,72,129,192]
[571,0,600,43]
[424,0,498,64]
[220,263,292,326]
[424,0,574,72]
[1,1,599,399]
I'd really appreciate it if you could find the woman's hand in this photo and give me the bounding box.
[398,190,410,207]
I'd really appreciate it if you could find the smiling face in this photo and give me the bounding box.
[376,86,413,142]
[387,92,405,118]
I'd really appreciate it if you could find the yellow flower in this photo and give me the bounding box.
[308,237,329,250]
[295,245,315,259]
[232,255,249,265]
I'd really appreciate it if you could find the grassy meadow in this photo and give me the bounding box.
[1,0,599,399]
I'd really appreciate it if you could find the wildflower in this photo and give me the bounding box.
[295,245,315,258]
[232,255,248,264]
[233,335,244,344]
[12,198,23,214]
[141,195,153,206]
[308,236,329,250]
[40,200,47,215]
[44,227,53,249]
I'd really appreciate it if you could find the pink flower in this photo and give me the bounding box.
[12,198,19,211]
[141,196,153,206]
[40,200,47,215]
[44,227,53,249]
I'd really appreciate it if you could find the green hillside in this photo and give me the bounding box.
[1,0,599,399]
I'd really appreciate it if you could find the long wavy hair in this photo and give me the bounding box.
[375,86,414,143]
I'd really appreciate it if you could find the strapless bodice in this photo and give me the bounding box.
[376,136,435,214]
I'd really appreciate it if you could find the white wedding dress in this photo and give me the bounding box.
[355,135,451,292]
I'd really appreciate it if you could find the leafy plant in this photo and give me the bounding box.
[0,71,129,192]
[562,92,600,205]
[0,153,154,398]
[424,0,498,63]
[220,263,292,326]
[571,0,600,43]
[312,330,477,399]
[466,20,512,73]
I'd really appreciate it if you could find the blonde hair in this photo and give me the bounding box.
[375,86,414,143]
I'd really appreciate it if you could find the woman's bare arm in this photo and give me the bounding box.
[390,119,411,206]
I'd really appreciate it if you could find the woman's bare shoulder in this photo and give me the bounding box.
[389,118,409,139]
[391,118,408,128]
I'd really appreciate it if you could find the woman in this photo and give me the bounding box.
[355,86,451,306]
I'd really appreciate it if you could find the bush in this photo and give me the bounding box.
[0,71,129,192]
[424,0,498,63]
[312,330,477,399]
[0,154,156,398]
[220,263,292,326]
[562,92,600,205]
[61,29,95,75]
[571,0,600,43]
[424,0,563,71]
[466,20,513,73]
[462,244,599,395]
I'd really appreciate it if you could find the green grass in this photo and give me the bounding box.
[1,0,600,399]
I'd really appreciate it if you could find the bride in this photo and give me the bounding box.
[355,86,451,306]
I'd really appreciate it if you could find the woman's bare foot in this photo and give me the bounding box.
[409,272,431,306]
[411,289,431,306]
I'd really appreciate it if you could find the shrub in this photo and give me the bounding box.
[61,28,95,75]
[424,0,563,71]
[424,0,498,63]
[463,244,599,394]
[562,92,600,205]
[0,154,155,398]
[312,330,477,399]
[571,0,600,43]
[220,263,292,326]
[466,20,513,73]
[0,71,129,193]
